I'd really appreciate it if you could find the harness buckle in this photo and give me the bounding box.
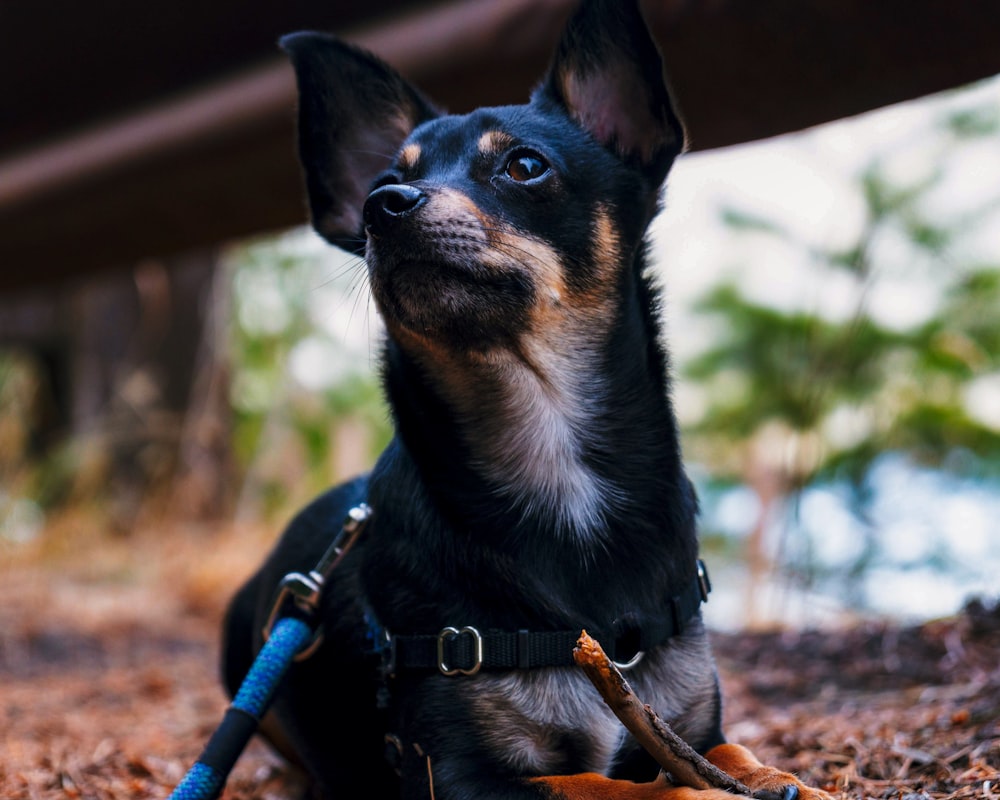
[697,559,711,603]
[262,571,326,661]
[261,503,373,662]
[383,629,398,679]
[437,626,483,676]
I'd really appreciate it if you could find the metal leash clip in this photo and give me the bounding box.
[262,503,372,661]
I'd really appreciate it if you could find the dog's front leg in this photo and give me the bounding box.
[704,744,833,800]
[530,773,754,800]
[531,746,836,800]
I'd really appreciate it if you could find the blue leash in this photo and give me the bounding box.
[168,504,373,800]
[168,616,313,800]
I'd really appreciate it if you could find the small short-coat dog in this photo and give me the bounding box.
[222,2,835,799]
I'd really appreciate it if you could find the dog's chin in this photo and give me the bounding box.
[371,258,532,349]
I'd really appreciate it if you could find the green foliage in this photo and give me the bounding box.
[945,105,1000,139]
[685,264,1000,482]
[679,83,1000,612]
[226,233,391,519]
[685,284,901,435]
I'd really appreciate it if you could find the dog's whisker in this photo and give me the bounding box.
[346,274,376,341]
[312,255,367,292]
[338,147,402,161]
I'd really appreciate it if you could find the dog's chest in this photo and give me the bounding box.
[466,668,624,775]
[452,632,719,777]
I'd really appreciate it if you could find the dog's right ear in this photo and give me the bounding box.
[536,0,684,189]
[280,33,439,253]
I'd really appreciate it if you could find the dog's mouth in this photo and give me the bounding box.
[369,255,533,344]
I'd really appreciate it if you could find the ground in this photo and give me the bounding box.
[1,522,997,800]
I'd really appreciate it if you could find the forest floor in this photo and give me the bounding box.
[1,521,997,800]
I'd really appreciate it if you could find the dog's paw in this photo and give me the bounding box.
[705,744,834,800]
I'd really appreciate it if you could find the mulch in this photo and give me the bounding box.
[713,598,1000,800]
[0,545,996,800]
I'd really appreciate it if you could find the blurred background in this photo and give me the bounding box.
[2,0,999,632]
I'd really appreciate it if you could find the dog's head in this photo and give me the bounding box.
[281,0,684,358]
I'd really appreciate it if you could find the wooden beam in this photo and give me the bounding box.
[1,0,998,291]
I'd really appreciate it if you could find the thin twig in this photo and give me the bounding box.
[574,630,753,795]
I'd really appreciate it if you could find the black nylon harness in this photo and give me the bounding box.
[255,504,712,786]
[378,560,711,677]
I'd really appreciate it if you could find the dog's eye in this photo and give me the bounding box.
[505,153,549,183]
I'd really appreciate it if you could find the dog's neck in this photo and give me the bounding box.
[380,269,684,545]
[412,336,620,538]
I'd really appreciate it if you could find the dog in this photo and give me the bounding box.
[221,2,834,798]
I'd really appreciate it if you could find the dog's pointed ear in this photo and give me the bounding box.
[536,0,685,185]
[280,33,439,253]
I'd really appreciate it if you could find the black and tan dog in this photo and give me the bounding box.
[222,2,833,798]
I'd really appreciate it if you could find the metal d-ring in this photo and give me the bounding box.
[612,650,645,671]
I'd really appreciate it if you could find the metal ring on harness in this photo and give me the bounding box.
[612,650,645,671]
[261,502,372,661]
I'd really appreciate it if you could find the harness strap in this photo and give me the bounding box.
[384,560,710,676]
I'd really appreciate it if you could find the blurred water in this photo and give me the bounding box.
[698,455,1000,630]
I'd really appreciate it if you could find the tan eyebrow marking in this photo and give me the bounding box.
[398,143,421,171]
[478,130,516,156]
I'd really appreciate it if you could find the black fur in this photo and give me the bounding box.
[222,1,727,798]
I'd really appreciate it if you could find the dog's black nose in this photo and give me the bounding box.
[364,184,426,236]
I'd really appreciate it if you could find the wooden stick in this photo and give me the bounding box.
[574,630,753,795]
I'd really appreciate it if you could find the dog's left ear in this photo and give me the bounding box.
[280,33,439,253]
[537,0,685,185]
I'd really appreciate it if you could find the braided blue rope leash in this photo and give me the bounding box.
[166,504,371,800]
[168,616,314,800]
